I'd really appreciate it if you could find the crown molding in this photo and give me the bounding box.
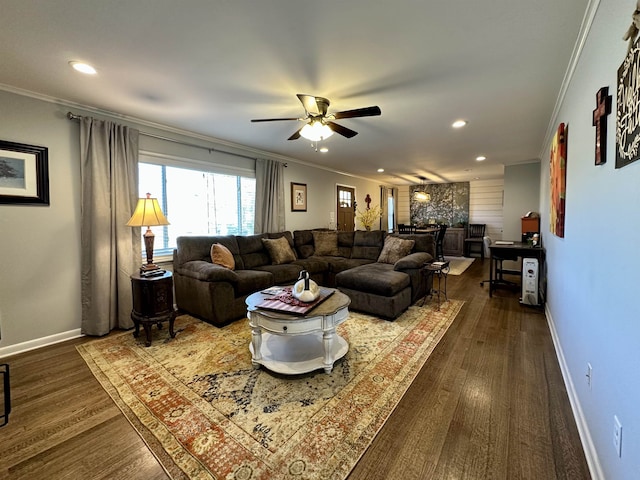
[539,0,601,159]
[0,83,384,184]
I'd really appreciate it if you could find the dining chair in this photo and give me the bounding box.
[464,223,486,259]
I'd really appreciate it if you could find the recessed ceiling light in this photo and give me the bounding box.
[476,155,486,161]
[319,147,329,153]
[69,61,97,75]
[377,168,384,173]
[452,120,467,128]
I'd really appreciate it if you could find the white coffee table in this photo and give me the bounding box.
[245,289,350,374]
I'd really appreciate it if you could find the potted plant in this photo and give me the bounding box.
[356,204,383,231]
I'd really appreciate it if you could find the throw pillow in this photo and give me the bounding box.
[377,236,415,264]
[312,231,339,256]
[262,236,296,265]
[210,243,235,270]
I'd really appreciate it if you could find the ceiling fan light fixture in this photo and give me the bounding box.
[300,121,334,142]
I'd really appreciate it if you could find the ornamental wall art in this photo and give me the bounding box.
[549,123,567,238]
[616,38,640,168]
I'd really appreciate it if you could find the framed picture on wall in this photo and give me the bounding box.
[549,123,566,238]
[616,39,640,168]
[0,140,49,205]
[291,182,307,212]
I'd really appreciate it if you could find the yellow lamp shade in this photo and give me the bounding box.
[126,193,169,227]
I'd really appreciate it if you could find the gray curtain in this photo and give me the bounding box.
[254,158,285,233]
[80,117,140,335]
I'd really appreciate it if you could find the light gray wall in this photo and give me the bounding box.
[541,1,639,478]
[503,162,541,241]
[0,91,82,351]
[283,161,381,231]
[0,89,380,355]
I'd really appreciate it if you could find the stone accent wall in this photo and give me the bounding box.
[409,182,470,227]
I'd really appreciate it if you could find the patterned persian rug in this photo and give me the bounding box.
[445,256,475,275]
[78,299,463,480]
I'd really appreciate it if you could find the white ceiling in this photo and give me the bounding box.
[0,0,589,185]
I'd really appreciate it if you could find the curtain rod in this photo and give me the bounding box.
[66,111,271,163]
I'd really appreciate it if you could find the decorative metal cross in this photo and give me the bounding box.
[592,86,612,165]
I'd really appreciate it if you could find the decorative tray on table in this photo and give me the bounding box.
[256,287,334,315]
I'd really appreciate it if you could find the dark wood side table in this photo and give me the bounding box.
[130,270,177,347]
[420,261,450,310]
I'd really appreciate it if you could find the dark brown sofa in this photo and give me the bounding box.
[173,229,435,326]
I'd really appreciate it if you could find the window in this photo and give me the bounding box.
[338,188,352,208]
[387,195,395,232]
[138,160,255,258]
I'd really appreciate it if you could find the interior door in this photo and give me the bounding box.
[336,186,355,231]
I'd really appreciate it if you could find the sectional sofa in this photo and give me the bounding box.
[172,229,435,325]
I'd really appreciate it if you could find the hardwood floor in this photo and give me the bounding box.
[0,259,590,480]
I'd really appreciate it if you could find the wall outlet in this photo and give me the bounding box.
[586,363,592,389]
[613,415,622,457]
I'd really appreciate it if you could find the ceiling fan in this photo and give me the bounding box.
[251,94,381,141]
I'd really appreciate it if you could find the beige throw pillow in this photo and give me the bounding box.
[262,236,297,265]
[211,243,235,270]
[377,236,415,264]
[312,231,339,256]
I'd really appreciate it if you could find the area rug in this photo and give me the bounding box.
[77,300,463,480]
[445,256,475,275]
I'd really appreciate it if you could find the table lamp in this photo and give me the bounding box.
[126,193,170,272]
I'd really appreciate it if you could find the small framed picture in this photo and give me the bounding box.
[291,182,307,212]
[0,140,49,205]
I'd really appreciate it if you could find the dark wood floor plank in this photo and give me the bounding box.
[0,258,590,480]
[348,259,590,480]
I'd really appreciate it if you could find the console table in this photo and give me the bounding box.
[442,227,465,256]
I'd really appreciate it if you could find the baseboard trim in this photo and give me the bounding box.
[545,305,604,480]
[0,329,84,359]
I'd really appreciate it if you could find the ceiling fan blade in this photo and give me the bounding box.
[333,106,381,119]
[288,127,302,140]
[251,117,300,122]
[296,94,330,116]
[327,121,358,138]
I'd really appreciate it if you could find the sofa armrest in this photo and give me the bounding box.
[393,252,432,271]
[176,260,239,283]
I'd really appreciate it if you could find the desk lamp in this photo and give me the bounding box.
[126,193,170,272]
